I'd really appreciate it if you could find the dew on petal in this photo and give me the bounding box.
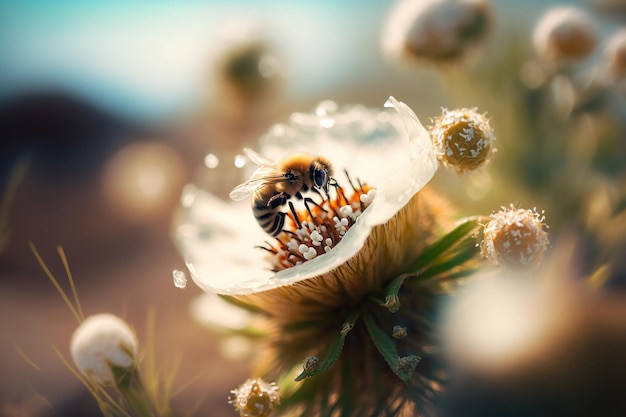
[204,153,220,169]
[180,184,198,208]
[173,269,188,289]
[234,154,247,168]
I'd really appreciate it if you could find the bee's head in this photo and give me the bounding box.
[311,158,334,193]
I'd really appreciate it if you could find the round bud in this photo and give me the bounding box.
[382,0,491,65]
[481,205,549,268]
[230,378,280,417]
[605,29,626,78]
[430,108,495,174]
[533,6,597,63]
[70,313,138,385]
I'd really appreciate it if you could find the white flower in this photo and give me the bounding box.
[175,97,437,296]
[70,313,138,385]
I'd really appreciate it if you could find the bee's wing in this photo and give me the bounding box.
[229,165,286,201]
[243,147,276,167]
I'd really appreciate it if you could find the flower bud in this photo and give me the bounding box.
[481,205,549,268]
[70,313,138,385]
[392,325,408,339]
[430,108,495,174]
[533,6,597,63]
[605,29,626,78]
[382,0,491,65]
[230,378,280,417]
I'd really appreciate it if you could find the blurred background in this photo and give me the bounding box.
[1,0,625,416]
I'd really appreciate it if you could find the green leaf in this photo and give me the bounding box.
[410,219,480,272]
[294,310,360,381]
[362,311,420,381]
[383,273,410,310]
[417,238,481,280]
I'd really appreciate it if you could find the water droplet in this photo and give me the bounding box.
[173,269,187,289]
[204,153,219,169]
[234,154,247,168]
[180,184,197,207]
[315,100,338,116]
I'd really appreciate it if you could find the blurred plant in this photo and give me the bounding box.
[532,6,598,64]
[0,161,27,253]
[387,0,626,280]
[439,238,626,417]
[70,314,157,417]
[512,4,626,279]
[382,0,492,66]
[175,97,548,416]
[30,245,180,417]
[605,28,626,84]
[179,20,286,201]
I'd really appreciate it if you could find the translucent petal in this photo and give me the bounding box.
[175,97,437,295]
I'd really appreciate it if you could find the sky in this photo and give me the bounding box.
[0,1,585,119]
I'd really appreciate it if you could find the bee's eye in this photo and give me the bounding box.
[313,169,326,188]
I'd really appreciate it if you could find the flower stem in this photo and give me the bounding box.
[113,366,156,417]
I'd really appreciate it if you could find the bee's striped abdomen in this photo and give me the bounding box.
[253,199,285,237]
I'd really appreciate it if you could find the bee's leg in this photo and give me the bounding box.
[281,229,298,238]
[267,192,289,209]
[322,178,339,201]
[288,201,303,230]
[255,241,278,254]
[304,197,329,227]
[305,197,328,213]
[304,188,330,210]
[311,187,327,203]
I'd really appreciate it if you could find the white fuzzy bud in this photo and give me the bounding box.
[70,313,138,385]
[382,0,491,65]
[533,6,597,63]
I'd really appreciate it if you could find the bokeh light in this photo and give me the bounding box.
[101,141,187,224]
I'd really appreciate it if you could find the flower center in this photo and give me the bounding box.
[259,176,376,272]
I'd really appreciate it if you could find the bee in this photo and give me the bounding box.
[229,148,336,236]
